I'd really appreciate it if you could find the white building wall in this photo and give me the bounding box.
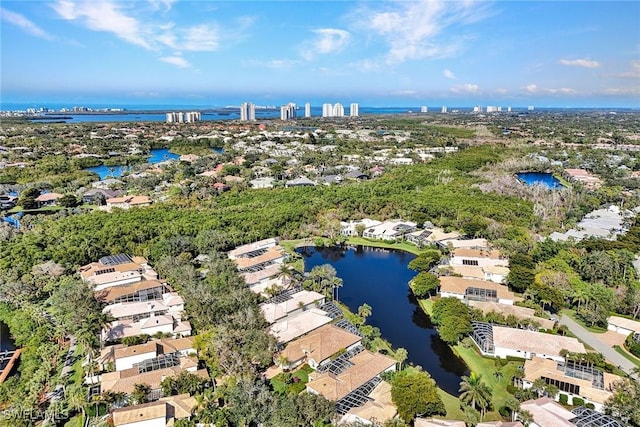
[449,256,508,268]
[607,324,634,336]
[115,351,157,371]
[493,345,564,362]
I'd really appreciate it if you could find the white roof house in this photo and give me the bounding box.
[607,315,640,336]
[260,290,325,324]
[472,323,585,361]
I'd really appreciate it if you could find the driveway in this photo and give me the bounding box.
[559,314,638,380]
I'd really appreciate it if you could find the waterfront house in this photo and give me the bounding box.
[438,276,519,305]
[471,322,585,361]
[268,308,333,345]
[361,220,417,241]
[82,188,122,204]
[339,380,397,426]
[260,290,325,324]
[468,301,555,330]
[340,218,382,237]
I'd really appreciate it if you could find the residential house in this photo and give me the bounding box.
[260,290,325,324]
[449,248,508,268]
[100,336,196,372]
[362,220,417,241]
[95,280,173,304]
[339,381,397,426]
[286,176,317,187]
[111,394,197,427]
[414,419,466,427]
[438,276,519,305]
[35,192,63,207]
[268,308,333,345]
[471,322,585,361]
[516,397,575,427]
[250,177,275,189]
[437,237,487,250]
[105,195,152,209]
[307,350,397,410]
[80,254,158,291]
[102,293,191,342]
[278,324,361,370]
[340,218,382,237]
[522,356,623,411]
[82,188,122,204]
[607,315,640,338]
[443,265,510,284]
[100,360,208,397]
[229,238,286,293]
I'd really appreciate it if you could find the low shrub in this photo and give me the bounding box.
[572,397,585,406]
[558,394,568,405]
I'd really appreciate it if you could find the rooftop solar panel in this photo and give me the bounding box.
[99,254,133,266]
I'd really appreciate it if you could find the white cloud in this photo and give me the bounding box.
[181,25,219,51]
[160,55,191,68]
[443,69,456,79]
[247,59,300,69]
[302,28,350,60]
[525,84,538,93]
[450,83,479,94]
[615,60,640,78]
[53,0,152,49]
[355,0,492,64]
[52,1,222,53]
[0,7,54,40]
[560,58,601,68]
[602,87,640,96]
[147,0,175,12]
[523,84,576,95]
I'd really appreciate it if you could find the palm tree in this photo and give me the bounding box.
[278,264,293,287]
[459,372,492,420]
[358,303,372,321]
[518,409,534,427]
[532,378,548,397]
[394,348,408,370]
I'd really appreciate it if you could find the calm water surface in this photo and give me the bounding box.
[517,172,563,189]
[299,245,468,395]
[85,148,180,180]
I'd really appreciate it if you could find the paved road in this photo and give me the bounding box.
[559,315,638,380]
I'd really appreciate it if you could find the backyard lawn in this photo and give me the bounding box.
[453,340,523,421]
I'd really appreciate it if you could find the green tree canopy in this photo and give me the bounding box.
[391,369,445,423]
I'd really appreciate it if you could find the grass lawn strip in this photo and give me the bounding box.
[613,345,640,368]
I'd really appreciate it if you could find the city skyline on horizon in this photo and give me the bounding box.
[1,1,639,108]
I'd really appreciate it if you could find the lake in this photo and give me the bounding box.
[85,148,180,180]
[298,245,468,395]
[517,172,563,189]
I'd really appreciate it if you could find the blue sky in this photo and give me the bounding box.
[1,1,639,107]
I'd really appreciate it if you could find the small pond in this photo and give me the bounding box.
[517,172,563,189]
[298,245,468,395]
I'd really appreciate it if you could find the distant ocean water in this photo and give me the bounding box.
[2,102,637,124]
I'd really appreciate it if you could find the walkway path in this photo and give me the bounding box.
[559,314,638,380]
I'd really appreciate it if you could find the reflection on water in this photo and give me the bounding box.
[299,245,468,395]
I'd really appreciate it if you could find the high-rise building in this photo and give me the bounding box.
[240,102,256,121]
[280,102,297,121]
[184,112,201,122]
[322,103,333,117]
[528,105,535,111]
[305,102,311,118]
[507,106,512,112]
[441,106,448,113]
[349,103,359,117]
[420,106,428,113]
[334,103,344,117]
